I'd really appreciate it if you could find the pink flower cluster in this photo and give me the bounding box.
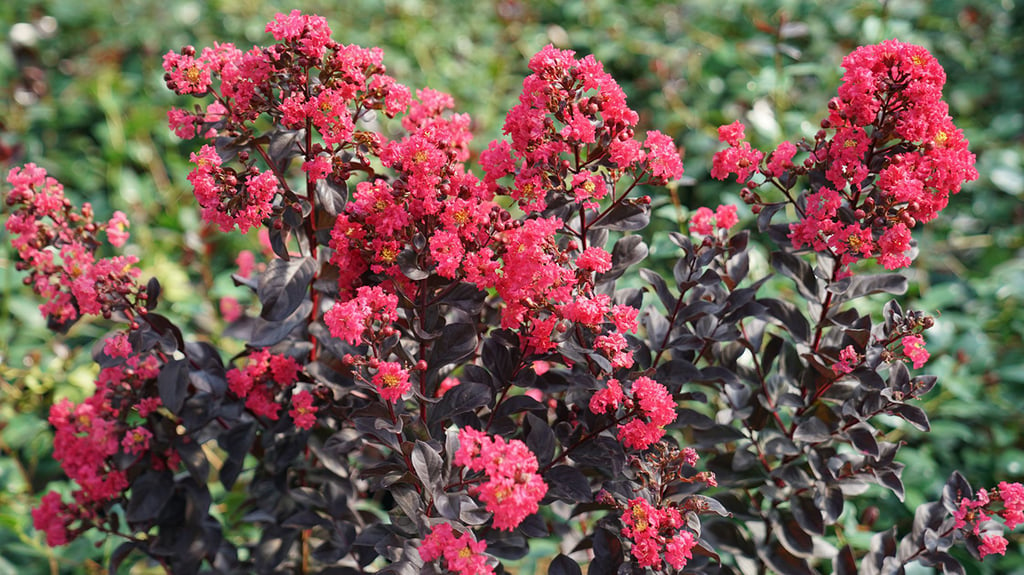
[482,44,683,213]
[589,376,678,450]
[455,428,548,531]
[710,41,977,274]
[418,523,493,575]
[5,164,142,323]
[187,145,278,233]
[689,204,739,235]
[953,481,1024,559]
[621,498,698,570]
[900,334,930,369]
[227,349,310,424]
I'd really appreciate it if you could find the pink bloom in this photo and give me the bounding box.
[167,108,197,139]
[715,204,739,230]
[833,345,859,375]
[878,223,913,270]
[577,247,613,273]
[437,376,461,397]
[690,207,715,235]
[644,130,684,182]
[665,530,697,569]
[289,390,318,430]
[766,140,798,178]
[999,481,1024,530]
[103,333,132,359]
[372,361,411,403]
[220,297,243,322]
[901,335,929,369]
[618,377,676,450]
[105,211,130,247]
[419,523,494,575]
[718,120,746,146]
[589,379,623,414]
[162,49,212,95]
[710,141,763,183]
[455,428,548,531]
[979,534,1008,558]
[32,492,71,546]
[121,427,153,456]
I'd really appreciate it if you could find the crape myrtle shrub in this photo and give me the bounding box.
[6,10,1020,574]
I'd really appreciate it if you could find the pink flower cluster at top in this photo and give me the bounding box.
[621,498,698,570]
[5,164,142,323]
[953,481,1024,559]
[710,40,978,274]
[227,349,314,427]
[418,523,493,575]
[186,145,278,233]
[589,376,678,450]
[455,428,548,531]
[482,44,683,213]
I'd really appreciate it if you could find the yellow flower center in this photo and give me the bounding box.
[185,66,202,84]
[381,374,400,388]
[935,131,949,147]
[379,246,398,263]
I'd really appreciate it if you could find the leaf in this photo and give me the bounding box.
[125,471,174,523]
[145,276,161,310]
[158,357,188,415]
[428,382,492,429]
[793,418,831,443]
[429,323,478,369]
[771,251,819,303]
[890,403,930,432]
[250,300,312,347]
[525,413,556,468]
[258,257,317,321]
[411,441,444,497]
[597,235,648,284]
[549,554,583,575]
[545,465,593,503]
[760,297,811,343]
[791,494,825,536]
[315,177,348,217]
[846,423,879,457]
[591,201,649,231]
[828,273,907,301]
[833,545,857,575]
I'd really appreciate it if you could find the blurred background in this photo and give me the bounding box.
[1,0,1021,573]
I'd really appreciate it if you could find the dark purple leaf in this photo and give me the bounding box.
[315,177,348,217]
[549,554,582,575]
[846,423,879,457]
[639,268,677,312]
[762,541,816,575]
[591,200,649,231]
[258,257,316,321]
[545,465,592,503]
[596,235,648,284]
[126,471,174,523]
[760,297,811,343]
[793,418,831,443]
[411,441,444,497]
[429,323,477,369]
[250,300,312,347]
[791,494,825,535]
[771,251,819,303]
[828,273,907,301]
[158,357,188,415]
[396,248,429,281]
[525,413,556,468]
[145,276,161,310]
[833,545,857,575]
[890,403,930,432]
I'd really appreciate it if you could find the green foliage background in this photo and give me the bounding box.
[0,0,1021,573]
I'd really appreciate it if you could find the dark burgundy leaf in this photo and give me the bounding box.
[315,177,349,217]
[411,441,444,497]
[833,545,857,575]
[912,502,947,543]
[258,256,316,321]
[919,551,965,575]
[774,511,815,558]
[545,465,592,503]
[793,418,831,443]
[588,527,623,575]
[266,128,304,173]
[525,413,556,468]
[771,251,819,303]
[760,297,811,343]
[176,437,210,484]
[158,357,188,415]
[429,323,477,369]
[791,494,825,535]
[891,403,930,432]
[876,469,905,501]
[268,223,290,260]
[639,268,677,312]
[396,248,429,281]
[591,201,649,231]
[109,541,139,575]
[756,202,787,232]
[219,421,256,490]
[145,276,161,310]
[250,300,312,347]
[942,471,972,513]
[126,471,174,523]
[549,554,582,575]
[846,423,879,457]
[828,273,907,300]
[429,382,491,428]
[654,359,701,387]
[596,235,648,284]
[762,541,816,575]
